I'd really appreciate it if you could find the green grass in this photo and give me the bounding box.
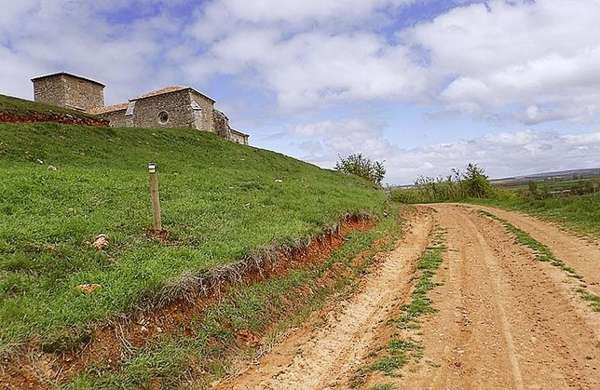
[577,289,600,312]
[479,211,600,313]
[478,211,579,276]
[370,384,395,390]
[0,122,386,354]
[495,177,600,192]
[0,93,97,119]
[396,230,446,328]
[473,194,600,238]
[66,205,405,388]
[351,228,445,387]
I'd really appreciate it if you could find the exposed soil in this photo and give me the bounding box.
[467,204,600,295]
[217,205,600,390]
[0,111,108,127]
[0,216,372,389]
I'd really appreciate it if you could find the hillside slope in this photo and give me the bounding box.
[0,94,106,126]
[0,122,385,353]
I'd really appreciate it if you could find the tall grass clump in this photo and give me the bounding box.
[391,163,494,204]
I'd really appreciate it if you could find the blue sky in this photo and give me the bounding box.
[2,0,600,184]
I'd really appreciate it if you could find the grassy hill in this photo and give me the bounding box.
[0,122,385,354]
[0,93,98,120]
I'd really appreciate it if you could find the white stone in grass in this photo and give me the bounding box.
[76,283,102,294]
[93,234,109,250]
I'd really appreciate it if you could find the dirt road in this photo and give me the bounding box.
[215,205,600,390]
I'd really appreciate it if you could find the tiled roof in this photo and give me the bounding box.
[135,86,188,100]
[88,103,128,115]
[31,72,105,87]
[133,86,216,103]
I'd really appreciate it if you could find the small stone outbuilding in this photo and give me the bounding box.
[32,73,105,112]
[31,72,249,145]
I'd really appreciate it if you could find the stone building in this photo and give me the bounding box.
[31,73,105,111]
[31,72,249,145]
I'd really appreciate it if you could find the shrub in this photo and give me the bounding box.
[391,163,494,203]
[335,153,386,186]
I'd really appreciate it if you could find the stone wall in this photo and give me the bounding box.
[98,109,128,127]
[62,76,104,111]
[230,130,249,145]
[189,91,215,132]
[33,74,104,112]
[132,90,194,129]
[213,109,231,138]
[33,77,67,107]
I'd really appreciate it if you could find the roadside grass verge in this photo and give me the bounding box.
[351,227,446,388]
[0,122,385,354]
[472,195,600,238]
[65,205,406,389]
[479,210,600,313]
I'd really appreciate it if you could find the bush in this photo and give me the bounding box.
[335,153,386,186]
[391,163,494,203]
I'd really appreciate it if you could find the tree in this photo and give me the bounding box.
[335,153,386,186]
[461,163,493,198]
[528,180,539,197]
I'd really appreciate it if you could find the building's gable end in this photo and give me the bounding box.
[189,90,215,132]
[132,89,194,129]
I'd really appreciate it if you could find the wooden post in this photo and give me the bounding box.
[148,163,162,231]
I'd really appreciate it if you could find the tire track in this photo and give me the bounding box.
[214,208,433,390]
[396,205,599,390]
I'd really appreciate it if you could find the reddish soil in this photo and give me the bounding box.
[0,216,372,389]
[0,111,108,127]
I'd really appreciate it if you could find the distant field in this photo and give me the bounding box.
[494,176,600,192]
[0,122,385,353]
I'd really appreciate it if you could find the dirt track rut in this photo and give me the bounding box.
[215,205,600,390]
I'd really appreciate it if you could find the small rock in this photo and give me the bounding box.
[93,234,109,250]
[76,283,102,294]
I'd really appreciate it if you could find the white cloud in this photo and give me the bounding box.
[289,118,600,184]
[387,129,600,183]
[184,0,600,123]
[184,29,428,110]
[291,119,395,165]
[188,0,414,41]
[410,0,600,122]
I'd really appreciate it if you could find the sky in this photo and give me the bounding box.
[2,0,600,184]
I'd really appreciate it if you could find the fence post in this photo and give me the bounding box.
[148,163,162,231]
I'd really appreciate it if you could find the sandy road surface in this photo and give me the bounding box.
[215,205,600,390]
[466,204,600,295]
